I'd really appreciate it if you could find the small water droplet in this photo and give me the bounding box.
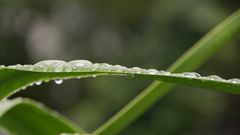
[207,75,223,81]
[35,81,42,85]
[181,72,201,78]
[55,80,63,84]
[131,67,142,74]
[147,69,159,75]
[228,78,240,84]
[158,70,171,75]
[92,75,97,78]
[98,63,113,71]
[113,65,126,72]
[0,65,5,69]
[23,65,34,71]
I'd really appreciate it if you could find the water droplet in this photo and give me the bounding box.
[23,65,34,71]
[35,81,42,85]
[68,60,92,71]
[0,65,5,69]
[207,75,223,81]
[131,67,142,74]
[55,80,63,84]
[112,65,127,72]
[8,64,22,70]
[181,72,201,78]
[158,70,171,75]
[92,75,97,78]
[97,63,113,71]
[147,69,159,75]
[34,60,67,72]
[228,78,240,84]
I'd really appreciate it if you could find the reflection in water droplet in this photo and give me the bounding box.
[55,80,63,84]
[35,81,42,85]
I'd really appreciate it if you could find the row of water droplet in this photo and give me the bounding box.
[1,60,240,85]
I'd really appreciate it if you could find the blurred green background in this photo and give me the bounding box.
[0,0,240,134]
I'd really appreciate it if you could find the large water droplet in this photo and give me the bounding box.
[147,69,159,75]
[68,60,93,71]
[34,60,67,72]
[35,81,42,85]
[228,78,240,84]
[55,79,63,84]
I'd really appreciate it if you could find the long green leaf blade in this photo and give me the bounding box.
[0,98,84,135]
[93,9,240,135]
[0,61,239,102]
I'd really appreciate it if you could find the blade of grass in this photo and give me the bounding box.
[93,9,240,135]
[0,64,240,102]
[0,98,84,135]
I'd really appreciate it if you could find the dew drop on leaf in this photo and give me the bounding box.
[158,70,171,75]
[68,60,92,68]
[34,60,67,72]
[147,69,159,75]
[181,72,201,78]
[55,80,63,84]
[228,78,240,84]
[35,81,42,86]
[207,75,223,81]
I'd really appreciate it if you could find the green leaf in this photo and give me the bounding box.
[0,98,84,135]
[93,9,240,135]
[0,60,239,102]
